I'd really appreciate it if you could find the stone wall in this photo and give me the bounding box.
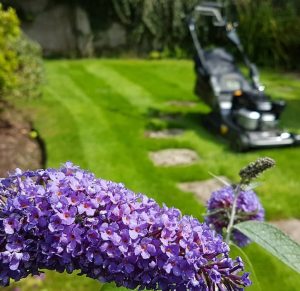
[22,4,78,57]
[3,0,128,57]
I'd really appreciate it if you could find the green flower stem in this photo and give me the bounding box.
[225,183,242,243]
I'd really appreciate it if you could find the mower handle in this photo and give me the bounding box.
[201,1,224,9]
[227,29,265,91]
[249,64,265,91]
[194,5,226,27]
[187,2,228,75]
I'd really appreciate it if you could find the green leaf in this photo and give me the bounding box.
[234,221,300,274]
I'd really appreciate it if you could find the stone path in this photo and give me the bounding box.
[271,219,300,244]
[145,129,184,139]
[149,149,199,167]
[159,113,181,122]
[146,119,300,245]
[178,177,229,204]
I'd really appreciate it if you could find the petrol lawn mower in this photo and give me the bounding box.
[188,1,300,151]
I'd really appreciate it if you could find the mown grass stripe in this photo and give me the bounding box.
[104,60,197,102]
[43,64,115,169]
[86,63,156,112]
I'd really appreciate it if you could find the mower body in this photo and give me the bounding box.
[189,1,300,151]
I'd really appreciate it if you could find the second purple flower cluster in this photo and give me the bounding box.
[205,186,265,247]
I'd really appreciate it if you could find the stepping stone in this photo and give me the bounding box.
[149,149,199,167]
[270,219,300,244]
[280,86,293,92]
[145,129,184,139]
[159,113,181,121]
[167,100,198,108]
[178,177,230,204]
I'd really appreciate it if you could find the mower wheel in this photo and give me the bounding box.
[230,133,249,152]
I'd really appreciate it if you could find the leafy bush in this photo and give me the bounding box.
[0,4,43,102]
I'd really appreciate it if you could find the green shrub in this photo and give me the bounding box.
[12,34,44,99]
[148,50,161,60]
[0,4,20,97]
[0,4,43,102]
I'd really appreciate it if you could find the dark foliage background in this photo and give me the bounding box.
[2,0,300,69]
[81,0,300,69]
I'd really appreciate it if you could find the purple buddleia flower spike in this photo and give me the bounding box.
[1,163,251,290]
[205,186,265,246]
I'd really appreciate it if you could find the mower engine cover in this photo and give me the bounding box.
[232,90,284,131]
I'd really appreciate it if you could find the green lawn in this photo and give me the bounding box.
[5,59,300,290]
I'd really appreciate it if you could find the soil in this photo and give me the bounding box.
[0,102,44,177]
[149,148,199,167]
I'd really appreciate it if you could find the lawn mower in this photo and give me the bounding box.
[188,1,300,151]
